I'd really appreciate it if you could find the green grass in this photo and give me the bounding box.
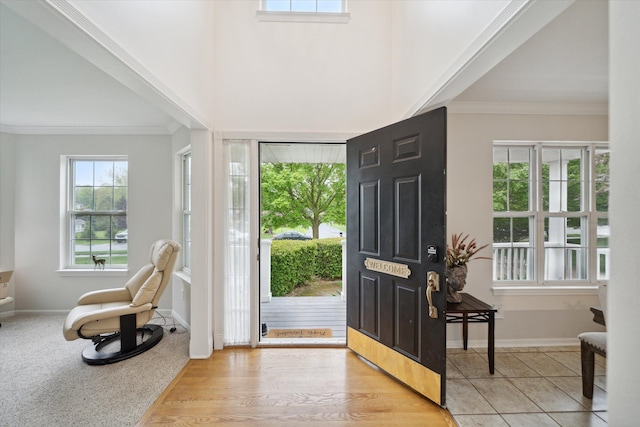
[286,277,343,297]
[74,254,128,265]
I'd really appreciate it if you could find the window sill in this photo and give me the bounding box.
[57,269,128,277]
[256,10,350,24]
[492,285,599,296]
[174,270,191,287]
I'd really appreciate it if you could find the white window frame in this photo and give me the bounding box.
[257,0,350,23]
[61,155,128,272]
[492,141,609,293]
[182,151,192,272]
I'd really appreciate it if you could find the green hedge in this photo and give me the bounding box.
[270,240,317,296]
[314,238,343,279]
[270,238,343,296]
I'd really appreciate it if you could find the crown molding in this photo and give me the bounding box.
[166,120,185,134]
[0,124,173,135]
[218,130,358,142]
[448,101,608,116]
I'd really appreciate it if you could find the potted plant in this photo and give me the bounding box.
[445,233,490,303]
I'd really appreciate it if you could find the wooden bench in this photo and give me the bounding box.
[446,293,497,374]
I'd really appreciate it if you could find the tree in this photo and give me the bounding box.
[261,163,345,239]
[72,161,128,239]
[594,151,609,212]
[493,161,530,243]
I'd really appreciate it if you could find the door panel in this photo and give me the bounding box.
[359,274,379,337]
[359,181,379,255]
[395,175,420,261]
[347,107,447,407]
[395,282,420,359]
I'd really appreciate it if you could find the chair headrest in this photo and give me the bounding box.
[150,239,181,271]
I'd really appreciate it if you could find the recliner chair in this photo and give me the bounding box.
[63,239,180,365]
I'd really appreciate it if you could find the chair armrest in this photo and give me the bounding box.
[77,288,132,305]
[69,302,153,331]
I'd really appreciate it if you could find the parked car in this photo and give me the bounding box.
[115,229,128,243]
[272,231,311,240]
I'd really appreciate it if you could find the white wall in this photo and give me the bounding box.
[608,0,640,422]
[0,133,17,315]
[391,0,510,117]
[212,0,392,132]
[65,0,511,132]
[6,133,173,312]
[68,0,216,126]
[446,112,608,345]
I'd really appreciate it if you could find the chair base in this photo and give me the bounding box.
[82,324,164,365]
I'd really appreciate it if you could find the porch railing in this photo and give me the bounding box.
[492,243,610,281]
[261,240,610,296]
[493,243,533,281]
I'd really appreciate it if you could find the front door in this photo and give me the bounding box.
[346,107,447,406]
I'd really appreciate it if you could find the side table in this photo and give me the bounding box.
[446,293,497,374]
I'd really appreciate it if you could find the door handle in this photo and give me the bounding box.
[426,271,440,319]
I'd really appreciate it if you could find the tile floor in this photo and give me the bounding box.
[447,346,607,427]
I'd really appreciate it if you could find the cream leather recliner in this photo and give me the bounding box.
[63,239,180,365]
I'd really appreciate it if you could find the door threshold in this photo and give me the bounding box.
[259,338,346,347]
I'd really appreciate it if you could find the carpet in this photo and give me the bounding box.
[0,313,190,427]
[266,328,333,338]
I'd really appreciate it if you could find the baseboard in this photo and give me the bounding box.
[13,309,69,315]
[213,332,224,351]
[171,309,191,331]
[447,337,580,349]
[6,310,580,350]
[190,335,214,359]
[0,310,16,318]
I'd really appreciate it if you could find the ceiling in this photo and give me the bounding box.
[0,3,178,134]
[0,1,608,135]
[453,0,608,110]
[261,142,346,164]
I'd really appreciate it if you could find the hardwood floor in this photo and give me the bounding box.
[138,347,456,426]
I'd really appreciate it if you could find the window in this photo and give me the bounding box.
[224,141,251,345]
[262,0,344,13]
[257,0,349,23]
[493,143,609,284]
[182,152,192,271]
[67,157,128,269]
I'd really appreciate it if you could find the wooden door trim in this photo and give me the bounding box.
[348,327,441,405]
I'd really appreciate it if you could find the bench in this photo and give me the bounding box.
[446,293,497,374]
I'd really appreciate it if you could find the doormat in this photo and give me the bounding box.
[266,328,333,338]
